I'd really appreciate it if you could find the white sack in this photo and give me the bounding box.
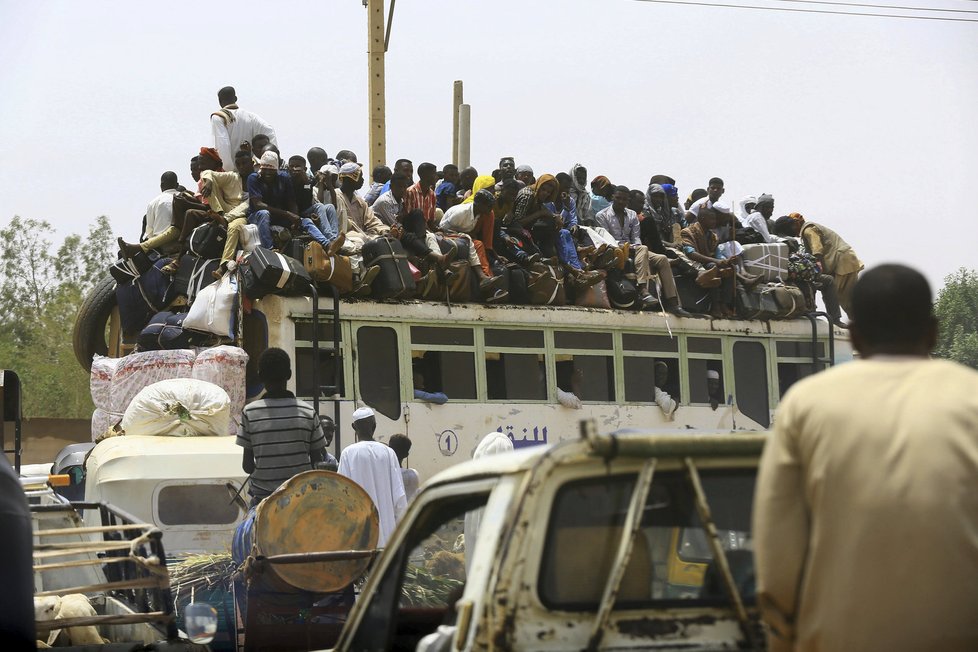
[240,224,261,253]
[109,349,196,414]
[184,272,237,338]
[90,355,121,412]
[121,378,230,437]
[192,345,249,435]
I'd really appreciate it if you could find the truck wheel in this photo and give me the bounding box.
[73,275,118,372]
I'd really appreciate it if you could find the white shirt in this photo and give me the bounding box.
[371,190,403,227]
[211,106,277,173]
[338,440,406,547]
[740,211,781,244]
[143,189,179,240]
[439,202,478,234]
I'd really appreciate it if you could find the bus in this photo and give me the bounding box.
[244,294,849,480]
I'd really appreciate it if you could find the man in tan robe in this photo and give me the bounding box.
[753,264,978,652]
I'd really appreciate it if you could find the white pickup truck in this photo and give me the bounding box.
[332,426,766,652]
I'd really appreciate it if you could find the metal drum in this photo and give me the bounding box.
[249,470,379,593]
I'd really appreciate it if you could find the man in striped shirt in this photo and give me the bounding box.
[237,348,327,506]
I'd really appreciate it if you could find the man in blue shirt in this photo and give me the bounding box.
[247,151,333,250]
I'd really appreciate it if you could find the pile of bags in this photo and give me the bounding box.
[90,345,248,440]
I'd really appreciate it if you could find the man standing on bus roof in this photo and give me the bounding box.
[753,264,978,652]
[237,348,327,508]
[211,86,276,177]
[338,407,406,547]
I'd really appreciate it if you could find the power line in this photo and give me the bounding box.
[632,0,978,21]
[770,0,978,14]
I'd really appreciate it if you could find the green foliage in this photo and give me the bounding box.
[0,215,115,417]
[934,268,978,370]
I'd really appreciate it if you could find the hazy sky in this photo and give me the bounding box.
[1,0,975,291]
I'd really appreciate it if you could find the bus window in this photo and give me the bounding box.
[777,362,825,398]
[412,351,477,400]
[295,348,344,399]
[554,331,613,350]
[733,341,770,427]
[623,358,680,403]
[357,326,401,420]
[776,340,825,359]
[555,356,614,402]
[410,326,474,346]
[486,353,547,401]
[484,329,544,348]
[622,333,678,353]
[688,359,724,405]
[687,337,722,354]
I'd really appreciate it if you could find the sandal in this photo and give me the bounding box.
[160,257,181,276]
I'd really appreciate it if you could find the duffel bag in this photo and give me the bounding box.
[445,260,473,303]
[160,312,214,349]
[170,254,198,298]
[506,263,530,304]
[136,311,170,351]
[362,236,417,300]
[242,246,311,299]
[304,241,354,294]
[188,221,228,259]
[762,283,807,319]
[606,268,638,310]
[527,263,566,306]
[116,257,175,335]
[736,285,780,321]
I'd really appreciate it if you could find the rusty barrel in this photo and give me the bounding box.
[237,470,379,593]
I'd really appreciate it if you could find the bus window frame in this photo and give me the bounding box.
[409,325,480,403]
[619,330,683,406]
[683,335,726,407]
[291,314,351,401]
[483,326,550,404]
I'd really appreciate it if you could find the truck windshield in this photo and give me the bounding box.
[538,468,756,610]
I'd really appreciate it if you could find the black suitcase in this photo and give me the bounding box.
[286,236,311,262]
[170,254,198,298]
[362,237,417,300]
[607,268,638,310]
[188,222,227,259]
[676,275,712,314]
[242,246,312,299]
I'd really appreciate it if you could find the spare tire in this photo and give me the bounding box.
[73,275,118,372]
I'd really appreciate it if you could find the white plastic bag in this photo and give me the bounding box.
[121,378,230,437]
[240,224,261,253]
[184,272,237,338]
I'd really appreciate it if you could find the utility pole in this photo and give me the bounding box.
[366,0,386,170]
[452,81,463,166]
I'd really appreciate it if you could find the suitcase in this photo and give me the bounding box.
[362,237,417,300]
[675,275,712,314]
[736,285,780,320]
[188,257,221,304]
[506,263,530,304]
[116,258,175,335]
[241,246,312,299]
[170,254,198,298]
[304,241,354,294]
[741,242,789,283]
[136,311,170,350]
[287,237,311,262]
[160,312,212,349]
[188,222,227,259]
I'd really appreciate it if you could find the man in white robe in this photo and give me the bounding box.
[211,86,277,175]
[337,407,406,547]
[753,264,978,652]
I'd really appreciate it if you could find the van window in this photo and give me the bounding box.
[357,326,401,420]
[157,484,241,526]
[538,469,756,610]
[733,341,770,427]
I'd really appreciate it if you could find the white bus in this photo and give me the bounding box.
[244,295,849,481]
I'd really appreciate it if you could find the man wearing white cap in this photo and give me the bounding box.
[338,407,406,547]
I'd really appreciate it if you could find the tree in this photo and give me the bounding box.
[0,216,115,417]
[934,268,978,370]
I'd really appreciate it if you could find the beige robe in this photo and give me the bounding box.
[800,222,862,276]
[754,357,978,652]
[335,191,389,254]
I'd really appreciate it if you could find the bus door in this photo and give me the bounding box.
[352,323,405,427]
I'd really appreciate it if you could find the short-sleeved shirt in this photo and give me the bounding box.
[247,171,295,214]
[372,190,403,227]
[403,182,438,228]
[237,391,326,500]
